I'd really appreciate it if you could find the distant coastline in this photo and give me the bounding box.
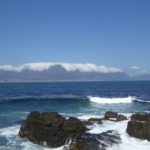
[0,80,150,84]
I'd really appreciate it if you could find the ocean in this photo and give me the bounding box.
[0,81,150,150]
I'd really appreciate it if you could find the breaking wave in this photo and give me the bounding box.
[88,96,136,104]
[133,99,150,104]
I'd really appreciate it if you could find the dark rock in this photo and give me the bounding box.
[19,111,123,149]
[126,121,150,140]
[82,121,93,126]
[19,112,87,148]
[131,113,150,121]
[117,115,127,121]
[63,117,87,136]
[82,118,103,126]
[126,113,150,140]
[104,111,127,122]
[69,130,121,150]
[69,133,102,150]
[104,111,118,119]
[88,118,103,124]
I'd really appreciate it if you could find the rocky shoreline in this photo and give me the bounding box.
[19,111,150,150]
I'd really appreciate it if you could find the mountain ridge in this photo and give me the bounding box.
[0,64,149,82]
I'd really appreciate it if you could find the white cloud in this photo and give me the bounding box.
[0,62,123,73]
[131,66,140,70]
[140,69,149,74]
[0,65,21,72]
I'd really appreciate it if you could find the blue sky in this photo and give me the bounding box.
[0,0,150,74]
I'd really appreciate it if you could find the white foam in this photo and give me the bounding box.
[88,96,135,104]
[134,99,150,103]
[0,125,20,138]
[77,114,104,120]
[1,113,150,150]
[87,114,150,150]
[21,141,64,150]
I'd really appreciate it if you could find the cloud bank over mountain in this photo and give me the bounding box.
[0,62,123,73]
[131,66,140,70]
[0,62,149,82]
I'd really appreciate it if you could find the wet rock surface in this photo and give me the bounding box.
[126,113,150,140]
[82,118,103,126]
[19,112,86,147]
[19,111,125,149]
[131,113,150,121]
[104,111,118,119]
[104,111,127,121]
[116,115,127,121]
[69,130,121,150]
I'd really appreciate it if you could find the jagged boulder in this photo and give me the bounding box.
[19,112,87,148]
[63,117,87,136]
[117,115,127,121]
[131,113,150,121]
[127,121,150,140]
[88,118,103,124]
[19,111,123,149]
[104,111,118,119]
[104,111,127,122]
[126,113,150,140]
[82,118,103,126]
[69,130,121,150]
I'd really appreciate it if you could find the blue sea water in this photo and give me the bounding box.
[0,81,150,150]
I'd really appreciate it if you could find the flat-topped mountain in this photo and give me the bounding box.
[0,63,130,82]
